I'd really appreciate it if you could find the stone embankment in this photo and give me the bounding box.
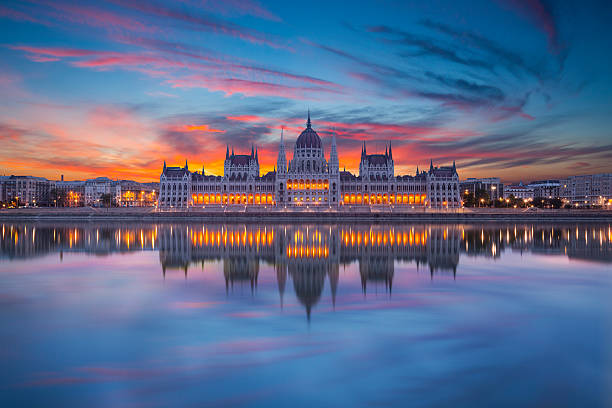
[0,207,610,223]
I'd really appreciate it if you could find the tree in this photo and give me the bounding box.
[100,193,114,208]
[462,191,476,207]
[49,188,67,207]
[475,189,490,207]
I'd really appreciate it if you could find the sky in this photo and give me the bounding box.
[0,0,611,183]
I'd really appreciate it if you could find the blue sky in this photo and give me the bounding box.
[0,0,611,181]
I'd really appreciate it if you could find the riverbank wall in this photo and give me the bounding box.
[1,207,610,223]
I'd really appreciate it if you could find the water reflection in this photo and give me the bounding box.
[2,222,611,318]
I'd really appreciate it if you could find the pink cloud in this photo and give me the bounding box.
[168,75,341,99]
[0,5,42,24]
[199,0,282,22]
[10,46,99,57]
[498,0,560,52]
[110,0,287,49]
[34,0,156,34]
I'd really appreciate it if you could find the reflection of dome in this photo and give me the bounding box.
[290,265,326,320]
[295,112,321,148]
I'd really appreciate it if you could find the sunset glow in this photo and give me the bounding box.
[1,1,611,182]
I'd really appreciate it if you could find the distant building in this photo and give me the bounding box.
[528,180,561,199]
[54,180,86,206]
[504,182,534,200]
[158,113,462,210]
[84,177,121,206]
[119,180,159,207]
[560,173,612,207]
[0,175,52,206]
[460,177,504,201]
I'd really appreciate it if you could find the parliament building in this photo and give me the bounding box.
[158,113,461,210]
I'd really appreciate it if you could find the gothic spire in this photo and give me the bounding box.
[306,109,311,128]
[163,160,166,170]
[429,159,434,172]
[251,143,254,158]
[225,145,229,160]
[185,159,188,170]
[416,165,419,175]
[388,141,393,160]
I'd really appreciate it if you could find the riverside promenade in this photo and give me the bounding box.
[0,207,610,222]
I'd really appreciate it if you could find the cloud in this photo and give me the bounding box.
[167,75,342,99]
[28,0,156,33]
[110,0,288,49]
[368,25,495,72]
[11,44,341,100]
[197,0,282,22]
[497,0,561,53]
[0,122,27,141]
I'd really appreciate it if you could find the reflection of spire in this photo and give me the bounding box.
[276,263,287,309]
[329,267,339,308]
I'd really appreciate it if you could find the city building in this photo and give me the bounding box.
[84,177,121,206]
[120,181,159,207]
[0,175,52,206]
[504,182,535,200]
[527,180,561,199]
[54,180,86,206]
[158,113,461,210]
[460,177,504,201]
[560,173,612,207]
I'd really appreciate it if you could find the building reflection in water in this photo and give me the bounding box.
[2,222,611,317]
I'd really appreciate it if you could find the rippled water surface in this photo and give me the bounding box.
[1,222,611,407]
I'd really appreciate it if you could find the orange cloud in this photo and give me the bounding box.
[182,124,225,133]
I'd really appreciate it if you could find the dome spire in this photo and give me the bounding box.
[306,109,311,128]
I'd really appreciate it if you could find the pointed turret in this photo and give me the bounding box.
[251,143,254,158]
[416,165,419,176]
[185,159,188,170]
[163,160,166,170]
[276,127,287,175]
[429,159,434,173]
[452,160,456,172]
[385,145,388,157]
[231,146,234,156]
[225,145,229,160]
[329,132,339,175]
[202,163,205,175]
[388,141,393,160]
[255,147,259,163]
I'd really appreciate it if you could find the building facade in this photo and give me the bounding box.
[0,176,52,206]
[158,114,462,210]
[560,173,612,207]
[504,182,535,200]
[460,177,504,201]
[528,180,561,199]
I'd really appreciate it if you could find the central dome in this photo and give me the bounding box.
[295,112,321,148]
